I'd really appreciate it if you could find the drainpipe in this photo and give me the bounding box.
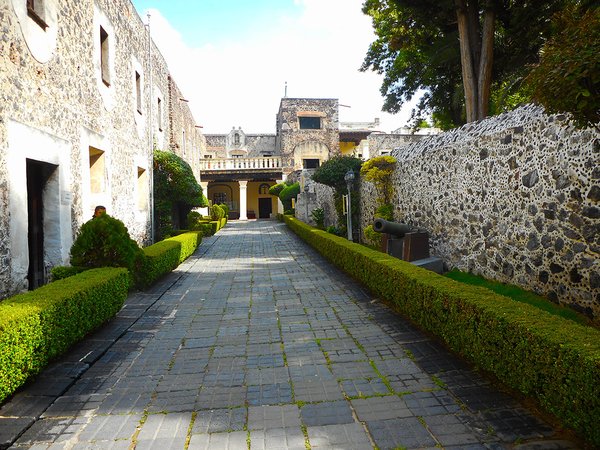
[146,12,155,243]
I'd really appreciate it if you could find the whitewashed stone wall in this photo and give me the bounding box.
[359,105,599,319]
[0,0,203,298]
[294,170,338,228]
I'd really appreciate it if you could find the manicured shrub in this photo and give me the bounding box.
[218,203,230,219]
[209,221,219,235]
[70,214,145,286]
[279,183,300,211]
[269,183,286,197]
[0,268,129,403]
[284,216,600,446]
[187,211,202,230]
[165,231,202,263]
[210,204,225,221]
[50,265,87,281]
[139,240,181,288]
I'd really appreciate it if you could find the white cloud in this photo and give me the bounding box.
[143,1,419,134]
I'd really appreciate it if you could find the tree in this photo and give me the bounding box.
[525,5,599,129]
[153,150,203,238]
[312,156,363,230]
[361,0,575,127]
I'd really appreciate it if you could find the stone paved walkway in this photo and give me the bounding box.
[0,221,582,449]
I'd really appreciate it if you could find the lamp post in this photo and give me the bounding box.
[344,169,355,241]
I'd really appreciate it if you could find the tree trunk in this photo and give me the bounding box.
[455,0,479,122]
[477,8,495,119]
[455,0,496,122]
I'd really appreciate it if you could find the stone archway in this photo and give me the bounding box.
[292,141,330,170]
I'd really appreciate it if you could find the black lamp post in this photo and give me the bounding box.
[344,169,355,241]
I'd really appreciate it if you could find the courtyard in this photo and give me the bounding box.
[0,221,580,450]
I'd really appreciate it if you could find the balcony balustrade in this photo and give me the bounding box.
[200,157,282,171]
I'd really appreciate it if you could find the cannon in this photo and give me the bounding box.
[373,219,429,262]
[373,218,413,237]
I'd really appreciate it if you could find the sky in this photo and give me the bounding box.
[131,0,420,134]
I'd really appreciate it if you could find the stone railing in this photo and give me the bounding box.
[200,157,282,171]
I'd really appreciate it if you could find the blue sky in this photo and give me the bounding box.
[131,0,419,133]
[132,0,300,47]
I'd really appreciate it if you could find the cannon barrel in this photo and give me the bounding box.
[373,219,413,237]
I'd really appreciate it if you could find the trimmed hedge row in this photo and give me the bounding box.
[165,231,202,263]
[284,216,600,446]
[140,231,202,287]
[0,268,129,403]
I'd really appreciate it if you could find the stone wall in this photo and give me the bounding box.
[0,0,204,298]
[205,129,276,158]
[276,98,340,173]
[359,105,599,319]
[293,170,337,228]
[366,133,425,158]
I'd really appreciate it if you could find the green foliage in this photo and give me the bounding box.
[310,208,325,229]
[187,211,202,229]
[138,231,202,288]
[218,203,230,219]
[525,6,600,128]
[269,183,286,197]
[70,214,145,287]
[139,241,181,288]
[153,149,203,239]
[284,215,600,446]
[279,182,300,211]
[361,156,397,205]
[361,0,573,127]
[283,208,295,216]
[165,231,202,263]
[311,156,362,192]
[325,225,343,236]
[50,265,87,281]
[0,268,129,403]
[445,270,590,325]
[375,204,394,221]
[363,224,382,247]
[210,204,225,221]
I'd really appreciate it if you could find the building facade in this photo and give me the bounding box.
[0,0,204,298]
[202,98,433,220]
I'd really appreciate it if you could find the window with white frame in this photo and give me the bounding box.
[135,71,142,114]
[100,26,110,86]
[27,0,48,29]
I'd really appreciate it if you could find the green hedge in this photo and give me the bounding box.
[165,231,202,263]
[139,240,181,287]
[0,268,129,403]
[283,216,600,446]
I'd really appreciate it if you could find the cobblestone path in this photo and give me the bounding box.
[0,221,581,449]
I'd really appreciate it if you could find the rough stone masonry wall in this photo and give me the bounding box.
[276,98,340,172]
[360,105,600,319]
[0,0,204,298]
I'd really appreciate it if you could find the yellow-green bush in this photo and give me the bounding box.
[165,231,202,263]
[284,216,600,446]
[0,268,129,403]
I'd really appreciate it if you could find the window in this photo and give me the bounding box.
[137,167,148,210]
[299,116,321,130]
[231,154,242,159]
[89,147,105,194]
[259,184,270,195]
[181,130,186,156]
[263,153,272,157]
[303,159,320,169]
[27,0,48,29]
[234,133,240,145]
[204,154,213,159]
[214,192,227,204]
[135,71,142,114]
[157,98,162,131]
[100,26,110,86]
